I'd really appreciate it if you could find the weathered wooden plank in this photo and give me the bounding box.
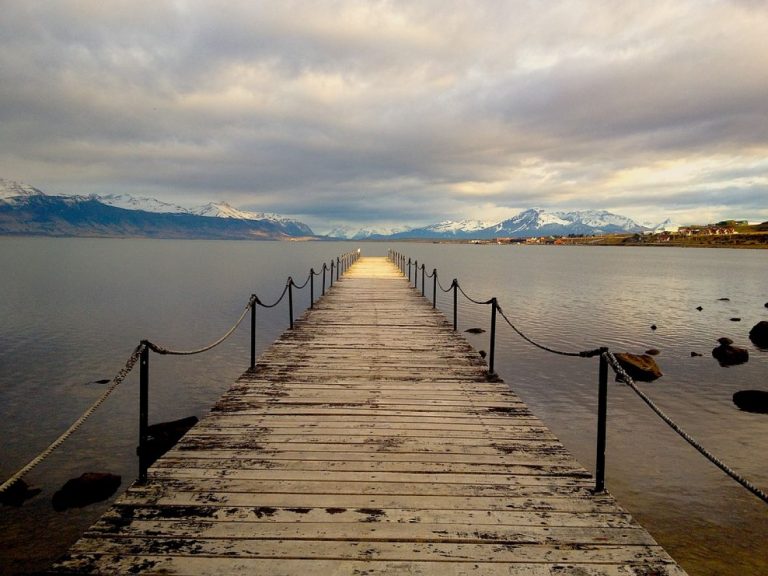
[100,505,637,527]
[53,554,687,576]
[49,256,687,575]
[117,490,626,513]
[84,520,659,546]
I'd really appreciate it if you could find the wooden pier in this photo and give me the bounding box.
[51,257,687,575]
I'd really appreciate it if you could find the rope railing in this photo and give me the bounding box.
[0,344,143,496]
[604,351,768,505]
[0,249,361,494]
[387,249,767,505]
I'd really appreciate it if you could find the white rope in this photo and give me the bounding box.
[0,343,144,494]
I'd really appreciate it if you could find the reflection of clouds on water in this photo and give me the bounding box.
[1,240,766,575]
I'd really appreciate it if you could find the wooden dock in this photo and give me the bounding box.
[51,257,687,575]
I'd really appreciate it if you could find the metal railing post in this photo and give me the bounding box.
[138,342,149,484]
[322,264,326,295]
[250,297,256,369]
[408,259,411,282]
[489,298,497,375]
[421,265,425,297]
[595,348,609,493]
[330,261,335,286]
[432,269,437,308]
[452,280,458,331]
[288,279,294,329]
[310,269,315,309]
[414,260,418,289]
[336,257,340,281]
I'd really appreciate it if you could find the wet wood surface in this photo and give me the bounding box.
[50,257,687,575]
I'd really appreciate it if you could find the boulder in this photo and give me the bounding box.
[464,327,485,334]
[730,317,741,322]
[0,479,41,507]
[733,390,768,414]
[696,306,703,311]
[645,349,660,356]
[614,353,663,382]
[712,337,749,366]
[52,472,121,511]
[690,351,702,357]
[748,321,768,349]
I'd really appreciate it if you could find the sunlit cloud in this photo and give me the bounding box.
[1,0,767,230]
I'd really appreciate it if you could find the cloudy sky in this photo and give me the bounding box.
[1,1,767,232]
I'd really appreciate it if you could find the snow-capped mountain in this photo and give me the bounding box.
[94,196,314,235]
[0,180,315,239]
[424,220,490,234]
[188,201,309,230]
[483,208,645,238]
[0,178,45,200]
[326,225,413,239]
[93,193,188,214]
[388,219,490,239]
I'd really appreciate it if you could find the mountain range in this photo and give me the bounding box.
[0,179,314,239]
[1,178,663,240]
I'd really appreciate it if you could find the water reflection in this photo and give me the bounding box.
[0,239,766,575]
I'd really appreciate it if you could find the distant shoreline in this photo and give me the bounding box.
[2,232,767,248]
[373,232,768,249]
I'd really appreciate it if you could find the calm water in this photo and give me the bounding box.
[1,238,766,575]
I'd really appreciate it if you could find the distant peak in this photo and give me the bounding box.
[0,178,46,199]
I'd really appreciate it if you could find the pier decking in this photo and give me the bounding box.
[51,257,687,575]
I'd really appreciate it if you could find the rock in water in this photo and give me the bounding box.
[733,390,768,414]
[696,306,703,311]
[749,321,768,349]
[712,337,749,367]
[52,472,121,511]
[690,351,702,357]
[645,349,661,356]
[464,327,485,334]
[0,479,41,506]
[614,353,663,382]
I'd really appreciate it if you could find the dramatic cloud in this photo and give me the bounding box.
[1,0,766,231]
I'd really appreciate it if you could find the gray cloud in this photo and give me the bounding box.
[1,1,767,229]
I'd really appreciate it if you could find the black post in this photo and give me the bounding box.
[489,298,497,375]
[138,342,149,484]
[408,259,411,282]
[432,269,437,308]
[595,349,609,493]
[250,297,256,369]
[452,280,458,331]
[322,264,326,295]
[421,265,425,297]
[310,269,315,309]
[336,257,340,281]
[330,261,335,286]
[414,260,418,289]
[288,279,294,329]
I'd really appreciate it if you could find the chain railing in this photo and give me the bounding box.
[387,249,767,505]
[0,249,361,495]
